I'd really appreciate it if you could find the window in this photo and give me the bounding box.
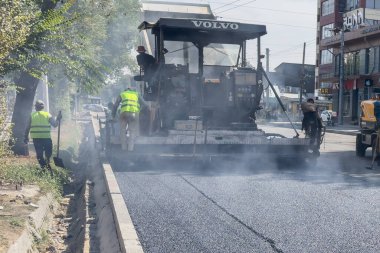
[366,0,380,9]
[321,23,334,39]
[366,19,380,25]
[346,0,359,11]
[344,51,360,76]
[368,47,379,73]
[321,50,333,64]
[358,49,367,74]
[164,41,199,73]
[322,0,335,16]
[320,73,335,79]
[203,43,240,66]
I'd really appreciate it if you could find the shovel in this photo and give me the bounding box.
[53,111,65,168]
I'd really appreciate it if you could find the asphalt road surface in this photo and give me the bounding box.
[111,125,380,253]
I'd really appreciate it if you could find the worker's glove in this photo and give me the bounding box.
[23,137,29,144]
[56,111,62,121]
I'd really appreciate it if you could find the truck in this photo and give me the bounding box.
[99,3,320,166]
[356,99,379,157]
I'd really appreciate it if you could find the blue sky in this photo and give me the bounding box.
[146,0,318,70]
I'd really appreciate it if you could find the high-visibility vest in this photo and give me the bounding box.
[30,111,51,139]
[120,90,140,113]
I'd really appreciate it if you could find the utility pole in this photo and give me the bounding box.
[265,48,270,101]
[299,42,306,106]
[338,29,344,125]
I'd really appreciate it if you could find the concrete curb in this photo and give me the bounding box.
[325,129,359,136]
[7,194,54,253]
[83,180,91,252]
[102,163,144,253]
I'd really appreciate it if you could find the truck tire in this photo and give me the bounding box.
[356,134,366,157]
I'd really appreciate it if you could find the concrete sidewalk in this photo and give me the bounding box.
[265,121,359,136]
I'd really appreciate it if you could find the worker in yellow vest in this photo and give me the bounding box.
[24,100,62,169]
[112,86,146,151]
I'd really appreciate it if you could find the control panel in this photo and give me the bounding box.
[231,69,257,106]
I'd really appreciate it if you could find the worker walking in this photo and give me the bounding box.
[301,98,323,155]
[24,100,62,170]
[113,86,145,151]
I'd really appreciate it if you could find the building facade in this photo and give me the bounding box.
[316,0,380,123]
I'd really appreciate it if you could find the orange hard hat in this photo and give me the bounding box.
[137,46,146,53]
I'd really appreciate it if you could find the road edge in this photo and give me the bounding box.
[102,163,144,253]
[90,112,143,253]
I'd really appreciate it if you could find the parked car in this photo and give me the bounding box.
[82,104,106,112]
[320,110,337,126]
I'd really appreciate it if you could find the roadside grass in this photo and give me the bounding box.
[52,120,81,160]
[9,217,24,228]
[0,121,81,198]
[0,157,69,198]
[34,228,52,251]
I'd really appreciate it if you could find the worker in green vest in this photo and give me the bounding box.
[24,100,62,170]
[112,86,146,151]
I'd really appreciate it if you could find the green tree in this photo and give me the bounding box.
[0,0,38,76]
[4,0,140,154]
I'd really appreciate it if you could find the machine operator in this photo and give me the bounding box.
[136,45,156,82]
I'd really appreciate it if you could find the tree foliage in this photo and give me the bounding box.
[2,0,141,155]
[1,0,141,92]
[0,0,38,76]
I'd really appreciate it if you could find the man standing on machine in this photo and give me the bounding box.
[112,85,148,151]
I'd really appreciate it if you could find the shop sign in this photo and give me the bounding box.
[320,88,332,95]
[343,8,364,31]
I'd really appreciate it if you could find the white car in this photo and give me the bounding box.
[320,110,336,126]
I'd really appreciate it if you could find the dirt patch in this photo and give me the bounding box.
[0,185,40,252]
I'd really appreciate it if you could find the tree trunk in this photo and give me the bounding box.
[9,0,59,155]
[11,72,39,155]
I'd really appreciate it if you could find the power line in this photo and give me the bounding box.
[212,0,244,11]
[219,16,316,29]
[215,0,257,14]
[270,39,316,56]
[210,2,315,16]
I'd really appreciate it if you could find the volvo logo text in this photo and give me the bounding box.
[191,20,239,30]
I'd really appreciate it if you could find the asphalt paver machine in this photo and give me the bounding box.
[102,18,319,165]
